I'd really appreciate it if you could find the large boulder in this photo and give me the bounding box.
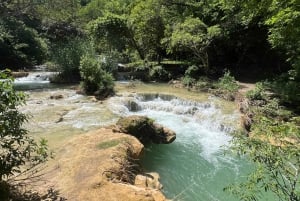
[116,115,176,144]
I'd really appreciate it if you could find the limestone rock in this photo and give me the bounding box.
[50,94,64,100]
[40,128,169,201]
[240,113,253,136]
[116,115,176,144]
[151,124,176,144]
[135,173,163,190]
[127,100,140,111]
[11,71,29,78]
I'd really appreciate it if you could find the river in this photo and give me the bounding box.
[14,73,264,201]
[108,92,252,201]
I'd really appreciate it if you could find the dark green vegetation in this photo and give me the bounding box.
[0,70,50,200]
[1,0,299,103]
[226,84,300,201]
[1,0,300,200]
[79,54,115,99]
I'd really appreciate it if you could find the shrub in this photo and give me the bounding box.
[181,75,196,87]
[79,55,114,99]
[149,65,171,81]
[226,116,300,201]
[216,70,239,93]
[0,70,49,181]
[96,51,121,76]
[270,72,300,108]
[194,76,212,91]
[253,98,292,121]
[246,82,267,101]
[185,65,201,79]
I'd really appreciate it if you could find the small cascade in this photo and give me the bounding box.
[14,72,57,90]
[109,93,237,134]
[108,93,249,201]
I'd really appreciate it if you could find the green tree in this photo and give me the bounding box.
[0,70,49,181]
[50,38,93,82]
[226,116,300,201]
[129,0,165,61]
[79,0,131,22]
[166,17,221,71]
[35,0,81,23]
[222,0,300,103]
[88,13,129,53]
[0,17,47,69]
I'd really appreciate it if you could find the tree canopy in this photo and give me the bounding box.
[1,1,300,199]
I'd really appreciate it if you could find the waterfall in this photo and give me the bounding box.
[108,93,250,201]
[13,72,57,90]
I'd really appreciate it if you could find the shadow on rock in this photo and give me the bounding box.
[0,181,66,201]
[114,115,176,144]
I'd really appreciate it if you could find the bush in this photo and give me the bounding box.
[253,98,292,121]
[209,71,239,101]
[184,65,201,79]
[149,65,171,81]
[216,70,239,93]
[226,115,300,201]
[79,55,114,99]
[96,51,121,76]
[246,82,267,101]
[194,77,212,91]
[0,70,49,181]
[181,75,196,87]
[270,72,300,108]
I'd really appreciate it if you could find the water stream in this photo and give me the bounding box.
[109,93,253,201]
[14,71,57,90]
[15,74,255,201]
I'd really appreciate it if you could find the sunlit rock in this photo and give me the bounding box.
[135,172,163,190]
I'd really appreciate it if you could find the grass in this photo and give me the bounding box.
[97,139,124,149]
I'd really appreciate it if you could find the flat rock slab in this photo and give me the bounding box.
[37,127,169,201]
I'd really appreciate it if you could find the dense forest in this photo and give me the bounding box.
[1,0,300,200]
[1,0,300,104]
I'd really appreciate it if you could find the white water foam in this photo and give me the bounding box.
[14,72,56,84]
[108,94,251,201]
[108,94,239,164]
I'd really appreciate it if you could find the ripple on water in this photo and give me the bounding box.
[21,88,118,148]
[108,93,251,201]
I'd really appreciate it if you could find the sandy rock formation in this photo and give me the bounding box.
[135,172,163,190]
[11,71,29,78]
[115,115,176,144]
[50,94,64,100]
[38,127,169,201]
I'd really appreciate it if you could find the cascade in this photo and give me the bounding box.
[109,93,251,201]
[13,72,57,90]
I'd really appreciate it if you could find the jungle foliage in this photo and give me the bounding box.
[1,1,300,200]
[0,70,50,200]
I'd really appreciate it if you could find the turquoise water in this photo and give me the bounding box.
[109,94,255,201]
[139,111,250,201]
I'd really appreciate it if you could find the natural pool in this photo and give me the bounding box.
[16,76,267,201]
[108,91,252,201]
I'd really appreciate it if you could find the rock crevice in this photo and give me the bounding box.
[114,115,176,144]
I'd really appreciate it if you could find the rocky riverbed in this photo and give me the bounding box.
[36,127,170,201]
[17,81,241,201]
